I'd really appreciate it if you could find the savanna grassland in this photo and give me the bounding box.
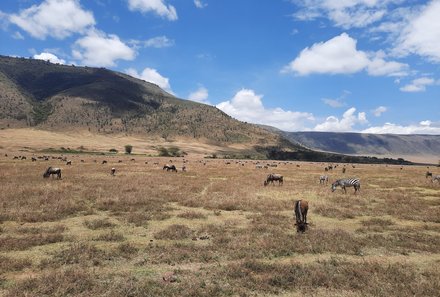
[1,153,440,297]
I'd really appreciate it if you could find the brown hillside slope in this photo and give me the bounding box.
[0,55,290,155]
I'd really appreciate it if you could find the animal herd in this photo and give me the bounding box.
[5,153,439,234]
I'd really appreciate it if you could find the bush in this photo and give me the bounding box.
[124,145,133,154]
[109,148,118,153]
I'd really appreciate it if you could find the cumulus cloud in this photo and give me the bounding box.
[400,77,435,92]
[216,89,314,131]
[188,87,209,104]
[394,1,440,63]
[314,107,368,132]
[283,33,408,76]
[72,30,135,67]
[373,106,387,117]
[194,0,208,9]
[9,0,95,39]
[126,67,173,93]
[292,0,397,29]
[127,0,177,21]
[33,52,66,64]
[362,121,440,135]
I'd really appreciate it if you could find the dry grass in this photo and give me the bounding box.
[1,152,440,296]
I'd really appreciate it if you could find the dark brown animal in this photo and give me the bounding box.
[294,200,309,232]
[43,167,62,179]
[264,173,283,186]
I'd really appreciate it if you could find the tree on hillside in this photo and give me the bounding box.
[125,145,133,154]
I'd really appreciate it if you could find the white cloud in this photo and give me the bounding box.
[9,0,95,40]
[292,0,398,29]
[400,77,435,92]
[188,87,209,104]
[314,107,368,132]
[362,121,440,134]
[194,0,208,9]
[322,98,345,108]
[144,36,174,48]
[216,89,314,131]
[373,106,387,117]
[394,1,440,63]
[126,67,173,93]
[283,33,408,76]
[33,52,66,64]
[127,0,177,21]
[72,30,135,67]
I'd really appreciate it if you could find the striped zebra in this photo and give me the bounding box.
[331,178,360,194]
[319,175,329,185]
[432,175,440,183]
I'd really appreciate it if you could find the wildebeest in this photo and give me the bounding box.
[331,178,360,194]
[111,168,116,176]
[319,175,329,185]
[264,173,283,186]
[43,167,62,179]
[66,160,72,165]
[294,200,309,233]
[342,167,346,173]
[163,164,177,172]
[31,157,37,162]
[102,160,107,164]
[426,171,433,178]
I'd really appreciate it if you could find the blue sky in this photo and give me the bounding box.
[1,0,439,134]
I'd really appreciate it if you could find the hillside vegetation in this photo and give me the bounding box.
[0,56,281,147]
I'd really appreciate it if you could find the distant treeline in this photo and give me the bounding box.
[258,146,414,165]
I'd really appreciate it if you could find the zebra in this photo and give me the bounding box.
[294,200,309,233]
[432,175,440,183]
[331,178,360,194]
[319,175,329,185]
[43,167,62,179]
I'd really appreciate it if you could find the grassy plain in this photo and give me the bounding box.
[1,151,440,296]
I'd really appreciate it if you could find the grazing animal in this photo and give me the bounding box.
[264,173,283,186]
[111,168,116,176]
[426,171,433,178]
[66,160,72,165]
[102,160,107,164]
[331,178,360,194]
[319,175,329,185]
[294,200,309,233]
[182,165,187,172]
[342,167,346,173]
[43,167,62,179]
[31,157,37,162]
[163,164,177,172]
[432,175,440,183]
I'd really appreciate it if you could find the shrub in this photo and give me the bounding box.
[124,145,133,154]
